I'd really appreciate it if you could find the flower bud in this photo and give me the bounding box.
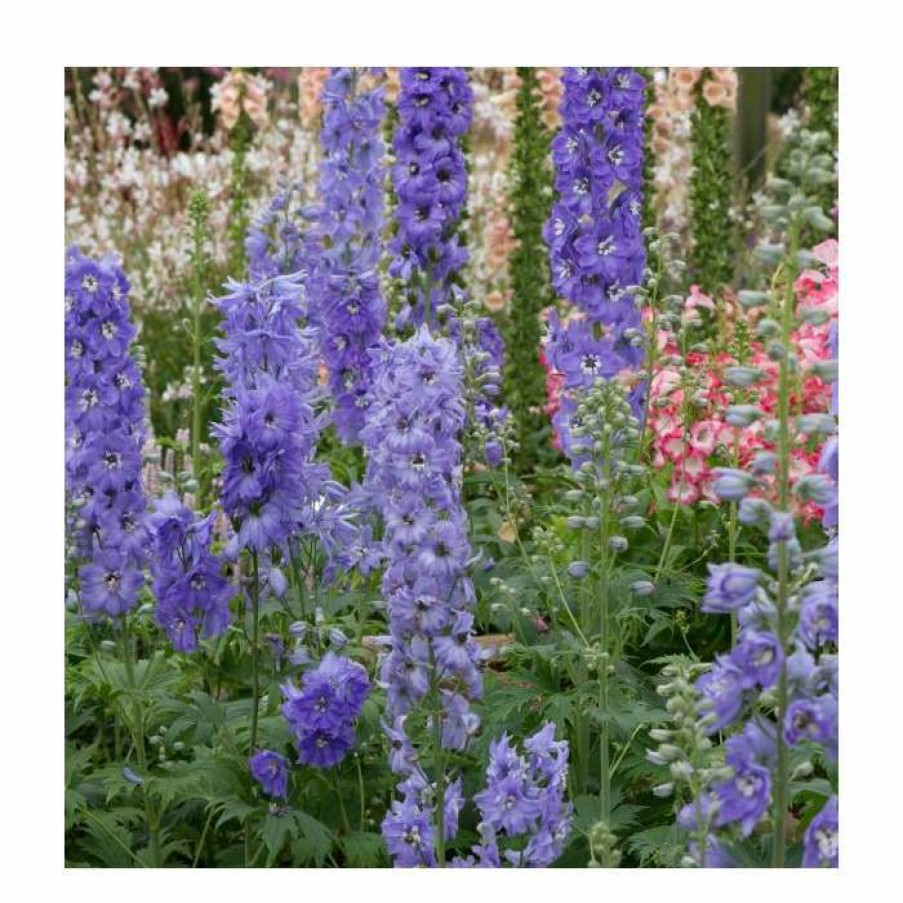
[737,290,770,310]
[631,580,655,597]
[608,536,628,553]
[712,468,756,502]
[726,405,761,428]
[568,561,590,579]
[797,413,837,435]
[724,366,763,388]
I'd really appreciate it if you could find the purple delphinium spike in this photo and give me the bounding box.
[65,247,150,618]
[306,68,388,442]
[147,490,233,653]
[246,184,312,282]
[464,723,572,867]
[389,68,472,331]
[212,272,330,556]
[363,326,483,866]
[543,67,647,456]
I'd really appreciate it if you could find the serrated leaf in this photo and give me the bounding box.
[341,831,385,867]
[294,810,334,866]
[262,812,299,860]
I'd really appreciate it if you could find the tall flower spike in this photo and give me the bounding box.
[389,67,472,331]
[213,272,330,555]
[362,327,482,867]
[543,67,647,456]
[65,247,150,617]
[308,67,387,441]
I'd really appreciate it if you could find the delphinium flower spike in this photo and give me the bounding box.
[663,134,839,868]
[308,67,388,442]
[543,67,648,454]
[65,247,150,618]
[361,326,482,867]
[389,67,472,332]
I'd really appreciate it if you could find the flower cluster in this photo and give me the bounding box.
[543,67,647,453]
[362,327,482,723]
[381,723,572,869]
[65,247,150,617]
[389,68,472,330]
[308,67,387,441]
[362,328,484,865]
[211,70,270,131]
[245,184,310,281]
[281,652,371,768]
[465,724,572,867]
[213,273,328,555]
[147,491,233,653]
[66,68,320,314]
[645,242,837,512]
[676,219,838,866]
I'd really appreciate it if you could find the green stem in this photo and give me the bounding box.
[245,550,262,868]
[121,620,163,867]
[431,654,446,868]
[771,219,800,869]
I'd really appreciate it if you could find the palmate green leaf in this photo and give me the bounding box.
[627,825,686,867]
[340,831,386,867]
[609,802,645,832]
[145,761,210,808]
[262,812,300,861]
[215,798,258,831]
[293,811,335,866]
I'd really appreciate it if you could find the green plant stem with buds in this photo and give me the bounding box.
[228,108,251,278]
[188,191,211,503]
[689,73,736,293]
[771,217,801,869]
[505,67,553,472]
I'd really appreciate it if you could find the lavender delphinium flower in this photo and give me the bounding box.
[245,184,311,282]
[213,272,329,555]
[389,68,472,331]
[281,651,371,768]
[147,490,233,653]
[250,749,290,799]
[65,247,150,617]
[307,67,387,442]
[466,723,572,867]
[803,796,838,868]
[543,67,647,452]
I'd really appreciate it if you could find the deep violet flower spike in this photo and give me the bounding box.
[389,68,472,331]
[212,273,329,554]
[309,68,387,441]
[543,67,647,452]
[65,246,150,618]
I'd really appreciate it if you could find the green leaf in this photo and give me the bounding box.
[341,831,385,867]
[262,812,299,860]
[294,811,335,866]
